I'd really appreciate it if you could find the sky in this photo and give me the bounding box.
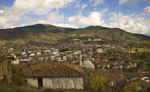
[0,0,150,35]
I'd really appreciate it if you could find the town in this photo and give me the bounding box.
[0,38,150,92]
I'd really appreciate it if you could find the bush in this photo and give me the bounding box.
[12,74,26,86]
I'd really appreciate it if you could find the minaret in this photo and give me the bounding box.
[79,54,82,66]
[91,37,93,58]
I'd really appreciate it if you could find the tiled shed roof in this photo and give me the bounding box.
[23,62,84,77]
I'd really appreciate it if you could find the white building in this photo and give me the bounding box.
[23,63,84,89]
[82,59,95,69]
[97,48,103,53]
[141,76,149,83]
[11,59,19,64]
[19,57,31,63]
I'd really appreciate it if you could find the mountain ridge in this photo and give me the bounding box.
[0,24,149,45]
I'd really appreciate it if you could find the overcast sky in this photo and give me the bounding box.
[0,0,150,35]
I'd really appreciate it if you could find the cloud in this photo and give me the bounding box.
[46,11,64,23]
[119,0,150,5]
[89,0,104,6]
[37,10,64,25]
[89,0,93,3]
[55,23,77,28]
[12,0,74,15]
[68,9,150,35]
[106,12,150,35]
[119,0,139,5]
[101,8,108,13]
[68,8,108,26]
[142,6,150,15]
[93,0,104,6]
[68,11,104,26]
[0,8,21,29]
[0,10,4,13]
[0,0,74,29]
[81,4,88,10]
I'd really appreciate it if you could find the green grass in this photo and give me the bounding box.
[0,89,10,92]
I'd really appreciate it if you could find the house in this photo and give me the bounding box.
[114,64,123,69]
[123,63,131,69]
[29,53,35,56]
[37,54,49,62]
[97,48,103,53]
[49,54,56,60]
[59,54,67,61]
[19,56,31,63]
[23,63,84,89]
[6,53,19,64]
[74,50,82,55]
[55,56,61,61]
[141,76,149,83]
[21,52,27,56]
[11,58,19,64]
[100,62,110,68]
[36,51,41,56]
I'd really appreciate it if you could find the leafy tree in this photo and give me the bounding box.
[31,60,37,64]
[90,75,107,92]
[11,64,17,74]
[110,64,114,69]
[135,49,138,53]
[144,65,148,70]
[125,57,132,61]
[104,66,108,70]
[128,68,134,73]
[54,59,59,62]
[123,82,138,92]
[137,61,145,69]
[49,60,54,63]
[12,73,26,86]
[42,60,47,63]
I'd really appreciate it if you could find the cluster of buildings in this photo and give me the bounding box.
[0,40,150,91]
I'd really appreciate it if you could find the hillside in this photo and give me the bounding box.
[67,26,150,41]
[0,24,76,44]
[0,24,149,45]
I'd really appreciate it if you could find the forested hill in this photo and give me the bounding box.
[0,24,149,45]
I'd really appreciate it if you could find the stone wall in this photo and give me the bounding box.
[0,60,8,79]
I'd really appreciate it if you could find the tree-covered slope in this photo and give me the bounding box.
[0,24,149,45]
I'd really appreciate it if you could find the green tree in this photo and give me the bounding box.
[135,48,138,53]
[125,57,132,61]
[12,73,26,86]
[137,61,145,69]
[49,60,54,63]
[90,75,107,92]
[123,82,138,92]
[31,60,37,64]
[43,60,47,63]
[128,67,134,73]
[11,64,17,74]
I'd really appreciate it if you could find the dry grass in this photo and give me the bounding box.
[0,83,83,92]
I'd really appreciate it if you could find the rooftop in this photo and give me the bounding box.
[23,62,84,77]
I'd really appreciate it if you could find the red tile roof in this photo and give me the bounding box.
[23,62,84,77]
